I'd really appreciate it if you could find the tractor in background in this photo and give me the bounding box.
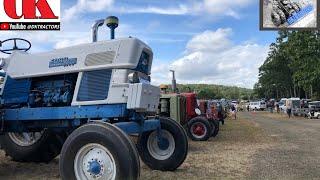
[158,71,220,141]
[182,93,220,140]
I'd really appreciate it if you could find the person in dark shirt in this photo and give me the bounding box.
[231,104,237,120]
[276,103,280,113]
[217,102,224,125]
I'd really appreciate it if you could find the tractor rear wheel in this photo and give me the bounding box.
[187,117,212,141]
[137,117,188,171]
[0,130,65,162]
[210,120,220,137]
[59,122,140,180]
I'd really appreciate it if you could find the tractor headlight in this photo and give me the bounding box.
[128,72,139,83]
[195,108,201,115]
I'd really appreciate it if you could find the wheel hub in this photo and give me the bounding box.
[190,122,207,139]
[193,124,205,136]
[8,131,44,146]
[158,138,170,150]
[147,130,175,161]
[88,160,102,176]
[75,144,116,180]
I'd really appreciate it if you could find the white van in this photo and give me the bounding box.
[279,98,300,113]
[249,101,266,111]
[279,98,288,112]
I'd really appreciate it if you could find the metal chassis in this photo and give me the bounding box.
[1,104,161,134]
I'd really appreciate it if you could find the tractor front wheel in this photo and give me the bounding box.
[137,117,188,171]
[187,117,212,141]
[59,122,140,180]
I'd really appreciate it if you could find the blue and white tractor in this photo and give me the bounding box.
[0,16,188,180]
[271,0,301,26]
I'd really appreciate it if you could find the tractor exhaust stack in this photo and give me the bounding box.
[91,19,105,42]
[170,70,177,93]
[92,16,119,42]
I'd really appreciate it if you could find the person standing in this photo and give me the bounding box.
[231,104,237,120]
[270,100,274,113]
[217,102,224,125]
[286,100,292,118]
[276,103,280,113]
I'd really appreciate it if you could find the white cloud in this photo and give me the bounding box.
[63,0,114,21]
[117,5,189,15]
[152,28,268,88]
[186,28,233,52]
[60,0,255,24]
[196,0,254,18]
[114,0,255,18]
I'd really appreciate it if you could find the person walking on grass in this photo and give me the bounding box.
[217,102,224,125]
[231,104,237,120]
[286,100,292,118]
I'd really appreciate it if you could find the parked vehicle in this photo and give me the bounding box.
[249,101,266,111]
[307,101,320,119]
[279,98,288,112]
[294,99,311,117]
[288,98,301,115]
[158,72,222,141]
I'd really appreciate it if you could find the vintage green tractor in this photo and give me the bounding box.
[158,82,220,141]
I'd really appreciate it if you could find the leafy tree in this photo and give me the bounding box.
[256,30,320,100]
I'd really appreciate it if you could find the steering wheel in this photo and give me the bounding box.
[0,38,31,54]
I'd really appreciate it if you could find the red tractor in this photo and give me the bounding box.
[158,71,221,141]
[181,93,220,141]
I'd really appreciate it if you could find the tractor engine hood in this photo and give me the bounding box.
[5,37,153,79]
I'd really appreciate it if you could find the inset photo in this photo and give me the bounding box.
[261,0,317,30]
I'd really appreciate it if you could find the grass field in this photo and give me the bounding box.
[141,117,274,180]
[0,115,274,179]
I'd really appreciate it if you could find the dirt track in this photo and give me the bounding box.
[0,112,319,179]
[244,112,320,179]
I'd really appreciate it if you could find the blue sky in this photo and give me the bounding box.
[0,0,278,88]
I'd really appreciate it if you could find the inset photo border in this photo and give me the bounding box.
[260,0,318,30]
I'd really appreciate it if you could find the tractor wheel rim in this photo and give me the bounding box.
[191,122,207,139]
[74,143,116,180]
[147,130,175,161]
[8,131,43,146]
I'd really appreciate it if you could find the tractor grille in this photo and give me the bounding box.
[77,70,112,101]
[2,77,31,105]
[85,51,115,66]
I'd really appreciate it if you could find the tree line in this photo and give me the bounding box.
[167,84,254,100]
[254,30,320,100]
